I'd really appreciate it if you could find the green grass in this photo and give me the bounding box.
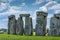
[0,34,60,40]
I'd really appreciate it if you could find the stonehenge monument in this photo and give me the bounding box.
[50,14,60,36]
[8,11,60,36]
[35,11,48,36]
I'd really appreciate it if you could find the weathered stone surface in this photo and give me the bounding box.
[30,17,33,35]
[20,14,30,17]
[50,17,58,36]
[24,17,33,36]
[36,11,48,16]
[16,16,23,35]
[50,14,60,36]
[35,11,48,36]
[54,14,60,17]
[8,15,16,34]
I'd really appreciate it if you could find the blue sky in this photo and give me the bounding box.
[0,0,60,29]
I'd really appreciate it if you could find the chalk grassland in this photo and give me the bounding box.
[0,34,60,40]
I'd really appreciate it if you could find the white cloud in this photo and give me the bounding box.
[0,0,14,3]
[46,0,58,2]
[0,0,14,12]
[49,4,60,11]
[39,1,57,12]
[46,0,52,2]
[0,3,10,12]
[30,11,36,20]
[39,6,47,12]
[32,0,57,5]
[0,6,29,19]
[20,3,26,6]
[39,0,60,14]
[0,18,8,29]
[55,10,60,13]
[32,0,44,5]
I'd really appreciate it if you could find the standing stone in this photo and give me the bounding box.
[24,16,33,36]
[50,14,60,36]
[16,16,23,35]
[35,11,48,36]
[8,15,16,34]
[30,17,33,35]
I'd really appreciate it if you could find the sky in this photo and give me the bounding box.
[0,0,60,29]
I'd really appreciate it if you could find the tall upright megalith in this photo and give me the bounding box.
[35,11,48,36]
[50,14,60,36]
[16,16,23,35]
[8,15,16,34]
[24,17,33,36]
[30,17,33,35]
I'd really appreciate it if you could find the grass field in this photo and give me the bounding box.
[0,34,60,40]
